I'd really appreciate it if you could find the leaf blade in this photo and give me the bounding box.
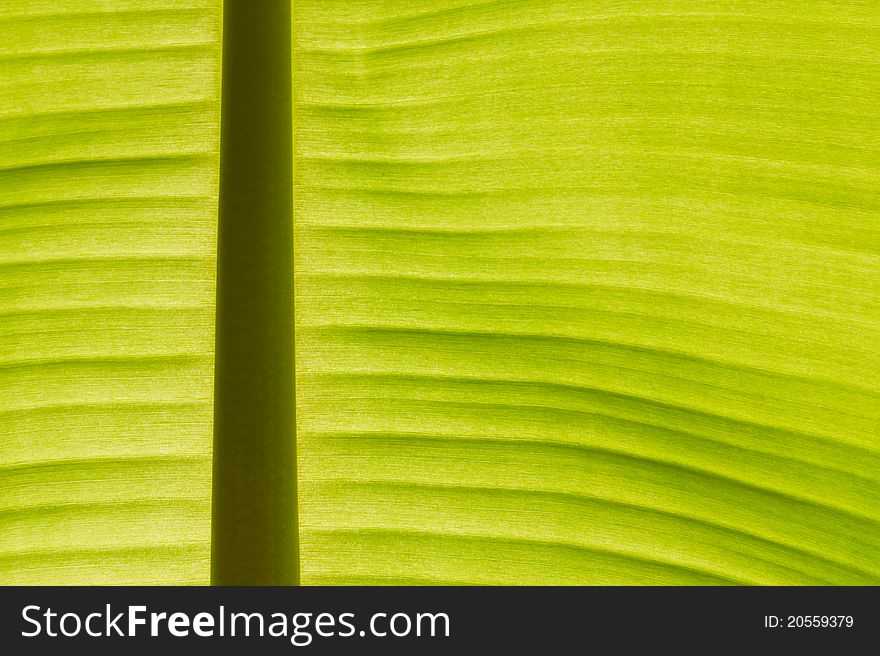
[294,0,880,585]
[0,0,222,585]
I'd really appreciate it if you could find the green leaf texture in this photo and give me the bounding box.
[0,1,221,584]
[1,0,878,587]
[293,0,880,584]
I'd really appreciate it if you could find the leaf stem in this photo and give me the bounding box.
[211,0,297,585]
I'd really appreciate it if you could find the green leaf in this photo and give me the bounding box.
[2,0,879,586]
[0,0,221,584]
[293,0,880,585]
